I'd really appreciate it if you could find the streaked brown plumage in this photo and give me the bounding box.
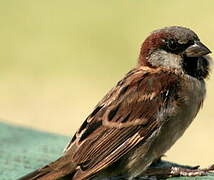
[18,26,212,180]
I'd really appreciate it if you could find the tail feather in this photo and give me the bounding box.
[18,168,49,180]
[18,156,77,180]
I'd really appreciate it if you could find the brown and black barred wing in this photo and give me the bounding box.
[65,68,179,180]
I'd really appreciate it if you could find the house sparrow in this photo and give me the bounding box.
[19,26,212,180]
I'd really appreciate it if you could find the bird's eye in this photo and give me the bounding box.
[167,39,178,50]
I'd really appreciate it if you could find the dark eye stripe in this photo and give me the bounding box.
[167,39,178,50]
[164,39,194,54]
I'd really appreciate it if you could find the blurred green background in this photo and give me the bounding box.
[0,0,214,168]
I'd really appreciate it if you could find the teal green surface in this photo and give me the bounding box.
[0,122,69,179]
[0,122,213,180]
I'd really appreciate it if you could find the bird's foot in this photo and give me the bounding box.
[169,164,214,177]
[143,164,214,179]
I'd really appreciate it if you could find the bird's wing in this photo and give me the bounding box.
[65,67,179,179]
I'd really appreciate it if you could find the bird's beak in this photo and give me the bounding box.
[185,41,211,57]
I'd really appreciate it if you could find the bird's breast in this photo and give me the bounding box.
[150,76,206,159]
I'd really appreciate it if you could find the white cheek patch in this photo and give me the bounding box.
[149,50,183,69]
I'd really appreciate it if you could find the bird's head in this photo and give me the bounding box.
[138,26,212,79]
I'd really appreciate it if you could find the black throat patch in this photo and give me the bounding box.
[182,56,210,80]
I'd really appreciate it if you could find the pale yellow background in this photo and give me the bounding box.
[0,0,214,167]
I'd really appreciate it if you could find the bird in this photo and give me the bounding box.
[18,26,212,180]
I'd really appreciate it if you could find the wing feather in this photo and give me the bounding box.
[65,67,179,179]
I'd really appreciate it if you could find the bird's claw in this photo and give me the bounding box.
[169,164,214,177]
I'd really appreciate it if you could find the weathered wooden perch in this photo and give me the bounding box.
[1,122,213,180]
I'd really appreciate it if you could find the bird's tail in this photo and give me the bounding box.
[18,155,77,180]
